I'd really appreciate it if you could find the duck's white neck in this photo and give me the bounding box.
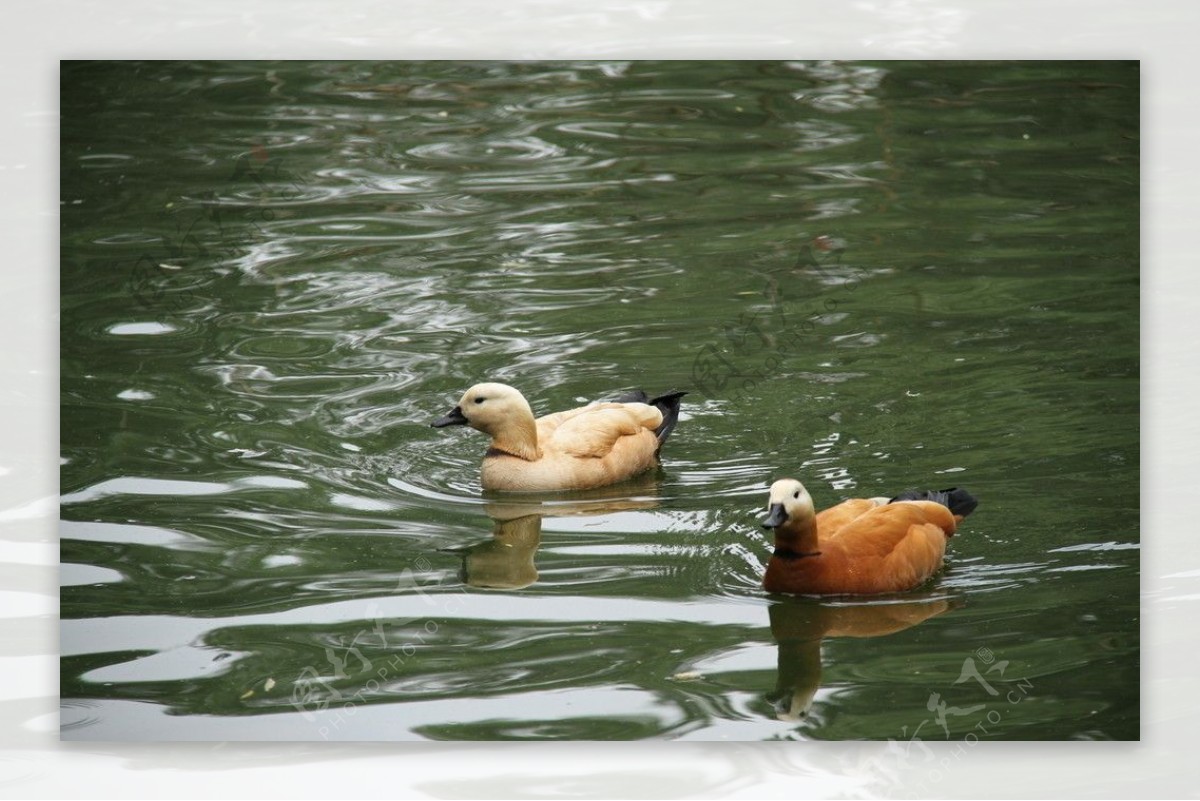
[487,412,541,462]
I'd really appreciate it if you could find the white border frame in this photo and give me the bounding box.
[7,1,1193,796]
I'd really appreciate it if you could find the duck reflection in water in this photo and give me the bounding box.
[458,513,544,590]
[767,596,958,721]
[454,473,663,591]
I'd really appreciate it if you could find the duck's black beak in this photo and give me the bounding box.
[431,405,468,428]
[761,502,788,529]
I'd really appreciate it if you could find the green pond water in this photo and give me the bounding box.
[60,60,1139,741]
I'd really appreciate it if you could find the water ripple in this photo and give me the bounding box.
[407,136,567,164]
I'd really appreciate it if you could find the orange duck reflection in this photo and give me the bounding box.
[767,596,958,720]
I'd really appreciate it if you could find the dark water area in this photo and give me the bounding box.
[60,60,1138,741]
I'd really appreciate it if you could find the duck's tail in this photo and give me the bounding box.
[615,389,687,449]
[647,390,687,448]
[890,487,979,518]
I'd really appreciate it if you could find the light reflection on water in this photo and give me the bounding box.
[59,60,1138,742]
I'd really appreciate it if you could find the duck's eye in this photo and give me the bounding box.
[474,397,486,405]
[793,491,801,499]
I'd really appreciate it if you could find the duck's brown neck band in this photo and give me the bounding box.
[772,547,822,560]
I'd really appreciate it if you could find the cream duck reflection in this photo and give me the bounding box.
[455,476,665,590]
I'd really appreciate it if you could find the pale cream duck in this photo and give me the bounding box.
[431,383,685,492]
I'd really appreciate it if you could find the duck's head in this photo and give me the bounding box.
[431,382,534,436]
[761,478,816,530]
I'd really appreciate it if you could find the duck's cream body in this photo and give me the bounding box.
[433,383,669,492]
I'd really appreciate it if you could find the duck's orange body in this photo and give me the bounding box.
[760,480,976,596]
